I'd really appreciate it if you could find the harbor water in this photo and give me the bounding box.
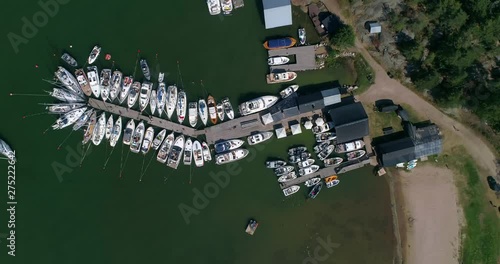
[0,0,394,263]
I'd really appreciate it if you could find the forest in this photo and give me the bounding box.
[388,0,500,130]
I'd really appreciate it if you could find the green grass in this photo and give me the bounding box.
[353,55,375,94]
[437,147,500,264]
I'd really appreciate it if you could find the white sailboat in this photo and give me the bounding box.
[193,140,204,167]
[105,114,113,140]
[188,102,198,127]
[167,135,185,169]
[139,82,152,112]
[130,121,145,153]
[239,95,278,116]
[141,127,155,154]
[75,68,92,97]
[150,90,157,115]
[216,102,225,122]
[166,85,178,119]
[92,113,106,146]
[127,81,141,108]
[221,97,235,120]
[82,112,96,145]
[157,132,174,163]
[109,117,122,147]
[202,142,212,162]
[100,69,111,101]
[47,103,85,114]
[48,88,84,103]
[177,90,187,124]
[119,76,133,104]
[0,138,15,161]
[109,70,122,101]
[198,98,208,126]
[122,119,135,145]
[183,138,193,165]
[156,82,166,116]
[152,129,166,150]
[72,108,94,131]
[86,66,100,98]
[55,66,83,97]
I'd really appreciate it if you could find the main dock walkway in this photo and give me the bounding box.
[269,46,319,72]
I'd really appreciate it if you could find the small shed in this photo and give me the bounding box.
[261,113,274,125]
[291,124,302,135]
[369,22,382,34]
[303,120,313,129]
[262,0,292,29]
[275,127,287,139]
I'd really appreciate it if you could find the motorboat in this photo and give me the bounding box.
[289,152,311,163]
[221,97,234,120]
[141,126,155,154]
[308,182,322,199]
[198,98,208,125]
[167,135,185,169]
[74,69,92,96]
[188,102,198,127]
[72,108,94,131]
[193,140,204,167]
[207,95,217,124]
[157,132,174,163]
[279,84,299,99]
[55,66,83,96]
[82,112,96,145]
[267,56,290,66]
[140,59,151,80]
[105,115,114,140]
[109,117,122,147]
[130,121,145,153]
[315,132,336,142]
[47,103,85,114]
[139,82,152,112]
[297,158,315,168]
[318,145,335,160]
[288,146,307,156]
[278,172,297,183]
[215,149,249,165]
[326,179,340,188]
[87,45,101,64]
[158,72,165,82]
[216,102,225,122]
[324,157,343,167]
[156,82,166,116]
[214,139,244,154]
[245,219,259,236]
[266,71,297,84]
[247,131,273,145]
[282,185,300,197]
[122,119,135,146]
[347,150,366,161]
[313,142,329,153]
[265,160,286,169]
[335,140,365,153]
[119,76,133,104]
[239,95,278,116]
[48,88,84,103]
[0,138,15,161]
[183,138,193,165]
[299,165,320,176]
[298,28,306,45]
[61,53,77,67]
[100,69,111,101]
[86,66,100,98]
[305,177,321,187]
[109,70,123,101]
[92,113,106,146]
[263,37,297,50]
[207,0,221,15]
[312,122,334,134]
[127,81,141,108]
[274,165,294,176]
[150,90,157,115]
[152,129,166,150]
[202,142,212,162]
[52,107,87,130]
[166,85,178,119]
[177,90,187,124]
[221,0,233,15]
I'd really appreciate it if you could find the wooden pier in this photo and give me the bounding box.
[268,46,320,72]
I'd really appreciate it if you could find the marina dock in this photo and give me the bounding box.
[268,46,320,72]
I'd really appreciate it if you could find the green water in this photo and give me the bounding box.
[1,0,394,263]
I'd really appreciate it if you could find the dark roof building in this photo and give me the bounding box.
[328,102,369,143]
[405,123,442,158]
[298,93,325,113]
[376,137,416,166]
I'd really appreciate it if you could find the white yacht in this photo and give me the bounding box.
[75,69,92,96]
[157,132,175,163]
[127,81,141,108]
[247,131,273,145]
[166,85,178,119]
[156,82,166,116]
[100,69,111,101]
[72,108,94,131]
[152,129,166,150]
[279,85,299,99]
[283,185,300,197]
[86,66,100,98]
[239,95,278,116]
[202,142,212,162]
[109,117,122,147]
[119,76,133,104]
[55,66,83,97]
[48,88,84,103]
[105,115,114,140]
[0,138,15,161]
[214,139,244,153]
[167,135,185,169]
[122,119,135,146]
[221,97,234,120]
[177,90,187,124]
[220,0,233,15]
[188,102,198,127]
[216,102,225,122]
[150,90,157,115]
[139,82,152,112]
[92,113,106,146]
[215,149,249,165]
[183,138,193,165]
[109,70,122,101]
[87,45,101,64]
[207,0,221,15]
[47,103,85,114]
[141,126,155,154]
[193,140,204,167]
[267,56,290,66]
[130,121,145,153]
[52,107,87,130]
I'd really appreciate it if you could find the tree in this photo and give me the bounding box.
[330,25,355,49]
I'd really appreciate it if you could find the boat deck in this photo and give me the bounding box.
[268,46,319,72]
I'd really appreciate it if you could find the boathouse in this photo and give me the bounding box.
[262,0,292,29]
[328,102,370,144]
[376,137,416,166]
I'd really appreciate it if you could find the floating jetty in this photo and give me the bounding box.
[268,46,321,72]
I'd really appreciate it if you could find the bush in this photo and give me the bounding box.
[330,25,355,49]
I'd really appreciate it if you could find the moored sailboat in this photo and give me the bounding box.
[216,102,225,122]
[268,56,290,66]
[141,126,155,154]
[100,69,111,101]
[150,90,157,115]
[109,70,122,101]
[109,117,122,147]
[130,121,145,153]
[193,140,204,167]
[92,113,106,146]
[166,85,178,119]
[188,102,198,127]
[86,66,100,98]
[156,82,166,116]
[202,142,212,162]
[279,84,299,99]
[105,115,114,140]
[152,129,166,150]
[82,112,97,145]
[75,68,92,96]
[177,90,187,124]
[122,119,135,146]
[266,72,297,84]
[183,138,193,165]
[167,135,185,169]
[119,76,133,104]
[52,107,87,130]
[198,98,208,126]
[140,59,151,80]
[139,82,152,112]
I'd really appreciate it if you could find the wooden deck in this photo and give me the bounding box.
[268,46,319,72]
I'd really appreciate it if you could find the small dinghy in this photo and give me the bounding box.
[198,98,208,126]
[122,119,135,146]
[278,172,297,183]
[279,84,299,99]
[177,90,187,124]
[297,158,315,168]
[127,81,141,108]
[216,102,225,122]
[183,138,193,165]
[157,132,174,163]
[109,117,122,147]
[324,157,343,167]
[201,142,212,162]
[221,97,234,120]
[274,165,294,176]
[247,131,273,145]
[347,150,366,161]
[193,140,204,167]
[265,160,286,169]
[298,28,306,45]
[152,129,166,150]
[105,115,114,140]
[305,177,321,187]
[288,146,307,156]
[61,52,78,67]
[188,102,198,127]
[299,165,320,176]
[283,185,300,197]
[149,90,157,115]
[214,139,244,154]
[130,121,145,153]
